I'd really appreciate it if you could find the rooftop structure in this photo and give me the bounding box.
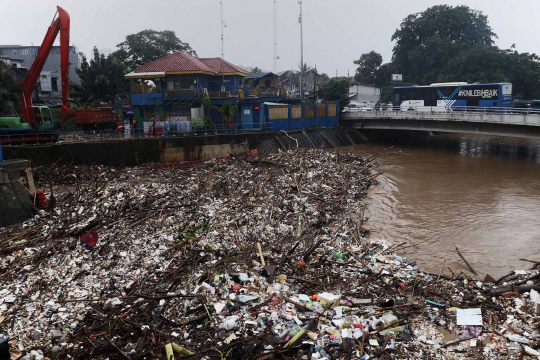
[125,52,249,78]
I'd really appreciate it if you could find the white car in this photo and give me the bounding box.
[343,102,373,112]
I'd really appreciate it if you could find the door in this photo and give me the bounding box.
[51,77,58,92]
[252,108,261,129]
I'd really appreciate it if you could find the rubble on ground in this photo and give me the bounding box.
[0,149,539,359]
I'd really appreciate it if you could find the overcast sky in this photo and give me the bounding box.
[1,0,538,76]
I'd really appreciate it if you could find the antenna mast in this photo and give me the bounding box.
[221,0,225,59]
[273,0,278,72]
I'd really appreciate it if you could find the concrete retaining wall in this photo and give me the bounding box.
[3,128,365,167]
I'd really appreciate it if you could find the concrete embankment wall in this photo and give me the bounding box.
[3,128,367,167]
[0,159,35,227]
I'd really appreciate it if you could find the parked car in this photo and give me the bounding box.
[342,102,374,112]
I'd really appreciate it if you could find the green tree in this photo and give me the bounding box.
[373,63,396,88]
[251,67,262,74]
[0,62,20,115]
[72,47,128,105]
[354,51,383,85]
[113,29,197,71]
[218,102,237,125]
[317,78,350,110]
[503,50,540,99]
[392,5,496,83]
[442,43,506,83]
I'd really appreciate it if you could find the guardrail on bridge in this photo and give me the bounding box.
[341,106,540,127]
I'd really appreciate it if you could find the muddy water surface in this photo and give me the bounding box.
[344,134,540,278]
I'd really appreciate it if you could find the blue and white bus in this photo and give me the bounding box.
[393,82,513,111]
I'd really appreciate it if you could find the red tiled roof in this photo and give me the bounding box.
[134,52,215,73]
[199,57,250,75]
[133,52,249,76]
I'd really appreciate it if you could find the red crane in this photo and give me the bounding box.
[20,6,76,128]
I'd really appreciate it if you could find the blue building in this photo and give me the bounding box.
[125,52,249,123]
[125,52,340,133]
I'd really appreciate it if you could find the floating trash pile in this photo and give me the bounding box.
[0,149,539,360]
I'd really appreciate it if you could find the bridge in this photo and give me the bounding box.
[340,107,540,139]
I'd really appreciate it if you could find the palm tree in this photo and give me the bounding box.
[218,102,237,128]
[298,62,311,77]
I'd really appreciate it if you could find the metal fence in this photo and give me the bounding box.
[0,123,274,146]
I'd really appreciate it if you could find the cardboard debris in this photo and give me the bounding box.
[456,308,483,326]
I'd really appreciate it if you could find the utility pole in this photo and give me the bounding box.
[313,64,317,100]
[220,0,226,59]
[273,0,278,72]
[298,1,303,100]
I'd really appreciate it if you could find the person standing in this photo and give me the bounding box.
[133,118,138,135]
[151,117,157,136]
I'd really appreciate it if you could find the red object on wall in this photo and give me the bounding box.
[36,189,48,208]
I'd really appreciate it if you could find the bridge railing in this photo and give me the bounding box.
[341,105,540,127]
[343,105,540,114]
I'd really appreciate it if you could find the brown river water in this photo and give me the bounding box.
[344,133,540,279]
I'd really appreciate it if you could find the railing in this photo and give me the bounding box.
[0,123,273,146]
[208,91,239,99]
[131,84,160,94]
[340,105,540,127]
[260,89,281,97]
[242,88,282,98]
[342,105,540,114]
[163,89,197,98]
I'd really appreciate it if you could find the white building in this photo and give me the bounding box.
[349,82,381,103]
[0,55,24,68]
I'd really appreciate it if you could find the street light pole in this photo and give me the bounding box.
[299,1,303,101]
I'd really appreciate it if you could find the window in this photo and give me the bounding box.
[21,50,29,55]
[424,88,437,106]
[179,77,193,89]
[12,50,17,56]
